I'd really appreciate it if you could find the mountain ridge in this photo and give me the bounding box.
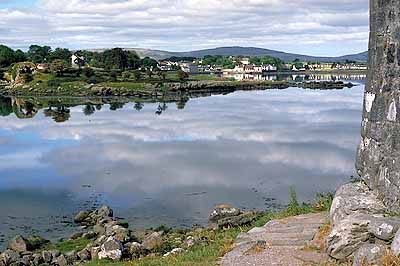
[105,46,368,62]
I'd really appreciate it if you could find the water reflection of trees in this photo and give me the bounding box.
[0,96,191,123]
[43,106,71,123]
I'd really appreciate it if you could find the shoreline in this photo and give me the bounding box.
[0,80,355,98]
[0,190,332,266]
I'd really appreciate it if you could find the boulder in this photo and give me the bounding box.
[98,237,123,261]
[142,232,164,251]
[163,248,185,257]
[64,251,77,265]
[353,244,386,266]
[216,211,257,229]
[8,235,32,252]
[31,253,43,265]
[128,242,145,256]
[26,236,49,250]
[90,246,101,260]
[77,248,91,261]
[41,250,52,263]
[391,228,400,256]
[98,206,113,219]
[56,255,68,266]
[326,214,373,260]
[74,211,89,223]
[0,250,20,265]
[368,217,400,241]
[105,225,130,243]
[209,204,240,223]
[330,182,386,226]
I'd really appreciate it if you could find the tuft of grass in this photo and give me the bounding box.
[382,250,400,266]
[313,192,334,212]
[44,238,92,253]
[98,82,145,90]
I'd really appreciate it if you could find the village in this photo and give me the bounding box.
[158,56,367,74]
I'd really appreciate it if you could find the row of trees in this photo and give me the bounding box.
[0,45,160,71]
[0,45,72,68]
[77,48,158,70]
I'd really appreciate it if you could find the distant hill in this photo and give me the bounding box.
[88,46,368,63]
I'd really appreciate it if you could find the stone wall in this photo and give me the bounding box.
[356,0,400,210]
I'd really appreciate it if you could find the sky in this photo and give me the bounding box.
[0,0,369,56]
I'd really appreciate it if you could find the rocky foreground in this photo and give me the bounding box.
[326,181,400,265]
[0,205,258,266]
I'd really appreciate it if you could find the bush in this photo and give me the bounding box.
[86,75,104,84]
[47,80,61,87]
[82,67,95,78]
[178,70,189,81]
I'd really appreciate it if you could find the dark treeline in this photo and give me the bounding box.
[0,44,159,70]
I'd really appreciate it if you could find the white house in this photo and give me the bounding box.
[179,62,198,73]
[240,58,250,65]
[71,54,85,68]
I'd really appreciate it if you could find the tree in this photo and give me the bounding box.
[27,45,51,63]
[83,104,95,116]
[134,102,144,111]
[83,67,95,78]
[51,48,72,65]
[103,48,128,70]
[50,59,67,76]
[14,49,27,63]
[141,57,158,69]
[177,70,189,81]
[127,51,141,69]
[0,45,15,67]
[133,70,141,81]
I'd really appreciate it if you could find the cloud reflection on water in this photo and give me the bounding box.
[0,86,364,245]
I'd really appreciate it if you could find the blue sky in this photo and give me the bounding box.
[0,0,35,8]
[0,0,369,56]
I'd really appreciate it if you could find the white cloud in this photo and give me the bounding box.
[0,0,369,55]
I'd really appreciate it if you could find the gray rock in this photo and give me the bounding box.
[105,225,130,243]
[353,244,386,266]
[32,253,43,266]
[90,246,101,260]
[98,237,123,261]
[209,204,241,223]
[216,212,257,229]
[368,217,400,241]
[326,214,373,260]
[77,248,91,261]
[64,251,77,265]
[98,206,113,219]
[0,250,20,265]
[163,248,185,257]
[55,255,68,266]
[8,235,32,252]
[82,231,98,240]
[74,211,89,223]
[41,251,52,263]
[330,182,386,225]
[142,232,164,251]
[69,232,84,240]
[128,242,144,256]
[93,224,106,235]
[391,228,400,256]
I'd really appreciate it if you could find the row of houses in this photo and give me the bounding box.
[289,62,367,72]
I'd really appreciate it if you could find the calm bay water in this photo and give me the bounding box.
[0,82,364,248]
